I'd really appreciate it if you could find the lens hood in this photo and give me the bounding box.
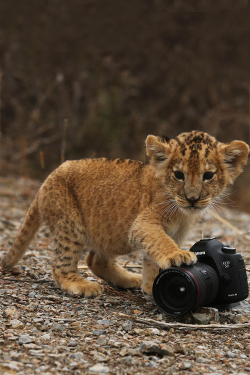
[153,263,219,316]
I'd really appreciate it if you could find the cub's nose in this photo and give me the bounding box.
[185,196,200,206]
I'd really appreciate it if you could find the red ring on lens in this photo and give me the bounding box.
[180,268,200,308]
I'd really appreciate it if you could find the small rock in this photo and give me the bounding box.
[159,344,175,357]
[191,313,211,325]
[3,307,20,320]
[148,328,160,335]
[9,319,24,328]
[89,363,110,373]
[52,323,64,331]
[122,320,133,332]
[226,350,235,358]
[97,319,116,326]
[197,357,211,363]
[195,347,206,358]
[68,340,78,347]
[158,357,170,364]
[120,348,129,357]
[240,354,247,359]
[121,355,132,363]
[191,307,220,324]
[71,321,82,328]
[93,351,109,362]
[93,330,105,335]
[233,301,250,312]
[69,362,79,369]
[139,341,161,354]
[127,348,140,356]
[174,345,190,355]
[232,313,249,324]
[97,335,107,346]
[69,352,84,360]
[1,361,22,371]
[19,335,34,344]
[40,334,51,341]
[106,298,119,305]
[8,336,19,341]
[181,362,192,370]
[147,361,158,368]
[28,291,36,298]
[134,328,145,334]
[23,343,40,349]
[133,309,143,316]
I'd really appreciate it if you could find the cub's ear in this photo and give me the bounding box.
[221,140,249,182]
[145,135,171,167]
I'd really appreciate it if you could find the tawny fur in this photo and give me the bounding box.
[2,131,249,296]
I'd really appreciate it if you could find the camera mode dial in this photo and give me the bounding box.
[221,246,236,254]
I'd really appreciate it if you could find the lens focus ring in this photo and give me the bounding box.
[153,263,219,316]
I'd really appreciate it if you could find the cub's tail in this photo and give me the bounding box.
[1,193,40,270]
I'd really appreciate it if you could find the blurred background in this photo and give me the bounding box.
[0,0,249,211]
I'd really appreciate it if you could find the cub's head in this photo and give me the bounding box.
[146,131,249,213]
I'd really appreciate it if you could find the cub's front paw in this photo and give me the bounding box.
[142,280,154,296]
[158,250,197,269]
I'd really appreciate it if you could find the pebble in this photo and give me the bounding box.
[28,291,36,298]
[97,319,116,326]
[68,340,78,347]
[226,350,235,358]
[122,320,133,332]
[19,335,34,344]
[148,328,160,335]
[89,364,110,373]
[139,341,160,354]
[3,307,21,320]
[93,330,105,335]
[69,352,84,360]
[52,323,64,331]
[1,361,22,371]
[181,361,192,369]
[97,335,107,346]
[191,308,219,325]
[9,319,24,328]
[40,334,51,341]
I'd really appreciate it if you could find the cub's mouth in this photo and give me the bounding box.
[175,196,210,211]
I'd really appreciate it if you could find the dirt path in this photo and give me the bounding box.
[0,176,250,375]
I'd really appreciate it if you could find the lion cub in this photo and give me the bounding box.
[2,131,249,296]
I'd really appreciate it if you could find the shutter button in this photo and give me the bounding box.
[221,246,236,254]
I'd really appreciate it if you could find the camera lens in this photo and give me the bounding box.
[153,263,219,316]
[160,275,191,308]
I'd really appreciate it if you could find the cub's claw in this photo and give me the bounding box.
[158,250,197,270]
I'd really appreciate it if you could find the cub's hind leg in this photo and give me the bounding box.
[52,239,102,297]
[40,183,102,297]
[86,251,142,289]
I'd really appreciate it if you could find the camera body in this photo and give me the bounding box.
[153,237,249,316]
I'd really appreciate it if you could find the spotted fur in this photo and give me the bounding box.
[2,131,249,296]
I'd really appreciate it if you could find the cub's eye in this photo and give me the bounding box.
[203,172,214,180]
[174,171,184,180]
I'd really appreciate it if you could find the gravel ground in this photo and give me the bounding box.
[1,176,250,375]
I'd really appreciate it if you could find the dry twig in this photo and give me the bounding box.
[117,313,250,331]
[209,211,249,240]
[0,278,53,283]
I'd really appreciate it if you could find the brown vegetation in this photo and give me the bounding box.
[0,1,249,211]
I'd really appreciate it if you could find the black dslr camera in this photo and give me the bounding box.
[153,238,249,316]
